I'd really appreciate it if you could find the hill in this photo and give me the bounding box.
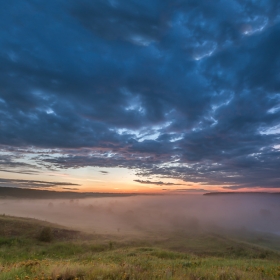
[1,215,280,279]
[0,186,138,199]
[204,192,280,196]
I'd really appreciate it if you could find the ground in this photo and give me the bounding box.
[1,215,280,279]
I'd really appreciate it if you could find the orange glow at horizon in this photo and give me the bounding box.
[1,166,278,194]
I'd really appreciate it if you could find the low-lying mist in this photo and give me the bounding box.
[1,194,279,236]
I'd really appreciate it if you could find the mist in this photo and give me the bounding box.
[1,194,279,236]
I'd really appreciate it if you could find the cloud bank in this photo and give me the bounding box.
[1,0,280,189]
[0,178,80,189]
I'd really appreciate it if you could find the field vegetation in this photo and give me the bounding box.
[1,215,280,280]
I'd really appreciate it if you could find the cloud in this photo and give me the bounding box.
[223,186,245,190]
[0,169,39,175]
[134,180,182,186]
[0,178,80,189]
[0,153,40,174]
[100,171,109,174]
[0,1,280,189]
[175,188,208,192]
[70,0,168,44]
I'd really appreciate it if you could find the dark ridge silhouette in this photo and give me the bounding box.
[204,192,280,196]
[0,186,140,199]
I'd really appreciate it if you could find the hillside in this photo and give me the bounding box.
[1,215,280,279]
[204,192,280,196]
[0,187,138,199]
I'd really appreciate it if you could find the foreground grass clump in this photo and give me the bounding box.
[1,215,280,279]
[38,227,53,243]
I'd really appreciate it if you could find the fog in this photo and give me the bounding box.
[1,194,280,236]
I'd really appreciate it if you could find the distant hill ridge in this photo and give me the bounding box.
[204,192,280,196]
[0,186,138,199]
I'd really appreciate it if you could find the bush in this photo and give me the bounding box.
[38,227,53,242]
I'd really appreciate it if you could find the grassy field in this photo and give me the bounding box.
[1,215,280,279]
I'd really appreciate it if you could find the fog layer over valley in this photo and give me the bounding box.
[0,195,279,236]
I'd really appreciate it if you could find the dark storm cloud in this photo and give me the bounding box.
[70,0,168,43]
[1,0,280,189]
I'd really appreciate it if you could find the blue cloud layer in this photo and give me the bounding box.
[1,0,280,189]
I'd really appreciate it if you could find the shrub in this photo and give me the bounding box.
[38,227,53,242]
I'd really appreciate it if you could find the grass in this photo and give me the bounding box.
[1,214,280,279]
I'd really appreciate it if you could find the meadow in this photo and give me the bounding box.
[1,214,280,280]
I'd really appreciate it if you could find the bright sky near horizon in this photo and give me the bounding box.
[1,0,280,193]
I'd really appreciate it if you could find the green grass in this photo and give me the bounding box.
[1,215,280,279]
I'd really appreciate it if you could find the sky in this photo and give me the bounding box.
[0,0,280,193]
